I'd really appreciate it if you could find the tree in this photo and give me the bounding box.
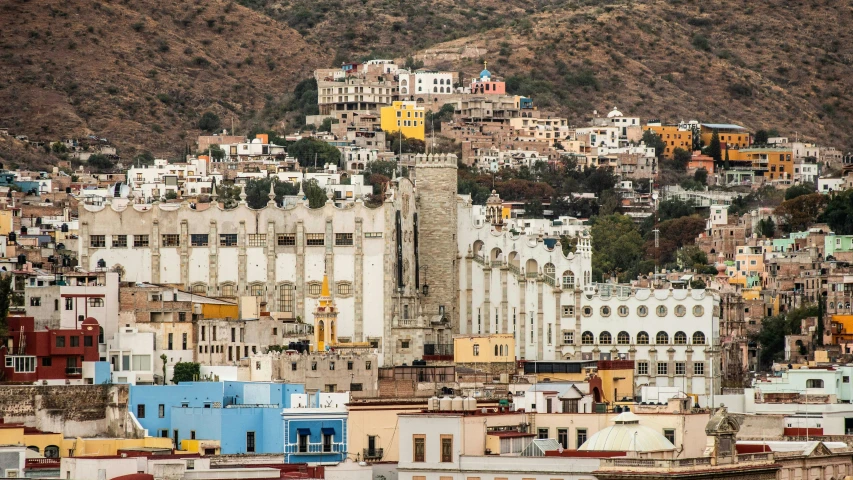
[208,144,225,162]
[785,182,815,200]
[694,168,708,185]
[134,150,155,166]
[0,275,11,338]
[591,215,644,282]
[171,362,200,384]
[287,138,341,168]
[753,129,769,145]
[775,193,828,233]
[523,200,544,218]
[583,167,619,197]
[671,147,691,171]
[164,191,178,200]
[160,354,167,383]
[677,245,709,270]
[87,154,114,172]
[821,189,853,234]
[645,216,706,264]
[241,178,299,209]
[302,179,328,208]
[641,130,667,160]
[425,103,456,133]
[757,217,776,238]
[708,129,722,164]
[389,132,425,154]
[198,112,221,133]
[752,305,818,370]
[319,117,338,132]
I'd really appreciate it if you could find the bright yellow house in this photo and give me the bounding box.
[453,334,515,363]
[0,424,62,457]
[380,101,425,141]
[642,125,692,159]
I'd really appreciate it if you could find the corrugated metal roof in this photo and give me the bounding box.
[701,123,747,130]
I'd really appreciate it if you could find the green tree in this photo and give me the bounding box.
[319,117,338,132]
[775,193,828,233]
[694,168,708,185]
[302,179,328,208]
[752,305,818,370]
[164,191,178,200]
[523,200,544,218]
[677,246,709,270]
[757,217,776,238]
[208,144,225,162]
[821,188,853,234]
[198,112,221,133]
[641,130,667,160]
[708,129,722,164]
[785,182,815,200]
[134,150,155,166]
[171,362,201,384]
[425,104,456,133]
[591,215,644,282]
[671,147,691,171]
[287,138,341,168]
[241,178,299,209]
[389,132,426,154]
[51,141,68,154]
[753,130,769,145]
[0,275,11,338]
[87,154,114,172]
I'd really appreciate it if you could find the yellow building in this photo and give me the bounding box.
[642,125,692,159]
[728,147,794,181]
[699,124,750,149]
[0,210,14,236]
[380,101,425,141]
[0,425,63,457]
[65,437,173,457]
[453,334,515,363]
[180,439,221,455]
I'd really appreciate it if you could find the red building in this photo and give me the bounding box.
[1,316,100,382]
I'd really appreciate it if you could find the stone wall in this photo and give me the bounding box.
[0,384,140,438]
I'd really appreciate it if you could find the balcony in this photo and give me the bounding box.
[423,343,453,361]
[65,367,82,376]
[285,442,345,455]
[363,448,384,460]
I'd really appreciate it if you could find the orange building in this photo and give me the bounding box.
[687,151,714,175]
[699,124,750,148]
[728,147,794,181]
[642,125,692,159]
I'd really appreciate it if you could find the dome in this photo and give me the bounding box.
[81,317,99,326]
[480,69,491,79]
[578,412,675,452]
[606,107,623,118]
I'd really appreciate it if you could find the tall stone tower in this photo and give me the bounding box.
[414,153,459,343]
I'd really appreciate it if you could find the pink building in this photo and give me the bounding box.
[470,63,506,95]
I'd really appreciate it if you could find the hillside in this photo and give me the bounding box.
[0,0,324,160]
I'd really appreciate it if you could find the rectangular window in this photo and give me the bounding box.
[249,284,264,296]
[562,305,574,317]
[306,233,325,246]
[694,362,705,375]
[298,434,309,453]
[277,234,296,246]
[364,232,383,238]
[350,383,363,391]
[30,297,41,307]
[56,336,65,347]
[322,433,333,452]
[675,362,685,375]
[248,234,266,247]
[190,234,209,246]
[337,283,352,296]
[87,298,104,307]
[473,344,479,356]
[440,435,452,462]
[413,435,425,462]
[246,432,255,453]
[70,336,79,347]
[133,235,150,247]
[537,428,548,439]
[657,362,668,375]
[65,298,73,310]
[159,404,165,418]
[112,235,127,248]
[279,284,293,312]
[576,429,587,448]
[557,428,568,449]
[563,331,574,344]
[219,234,238,247]
[366,361,372,370]
[638,361,649,375]
[168,333,173,350]
[137,404,145,418]
[335,233,353,246]
[562,399,579,413]
[182,333,188,350]
[663,429,675,444]
[330,362,335,371]
[162,234,180,247]
[90,235,106,248]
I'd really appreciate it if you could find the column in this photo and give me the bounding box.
[354,218,364,341]
[80,221,89,269]
[501,268,509,334]
[266,221,276,309]
[325,219,334,301]
[536,281,544,360]
[180,220,189,289]
[483,268,491,334]
[208,221,218,296]
[296,221,305,320]
[151,219,160,284]
[519,279,527,359]
[465,256,473,334]
[237,220,247,295]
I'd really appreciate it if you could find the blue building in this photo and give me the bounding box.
[128,381,305,455]
[282,392,348,464]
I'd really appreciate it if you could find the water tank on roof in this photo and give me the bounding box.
[452,396,464,411]
[463,396,477,411]
[428,396,439,411]
[439,396,452,411]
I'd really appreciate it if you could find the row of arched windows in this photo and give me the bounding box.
[581,331,706,345]
[494,344,511,356]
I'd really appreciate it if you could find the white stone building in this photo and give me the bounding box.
[398,70,456,96]
[127,159,220,202]
[106,326,157,384]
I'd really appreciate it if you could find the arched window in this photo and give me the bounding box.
[191,283,206,294]
[544,263,555,279]
[599,331,612,344]
[581,331,594,345]
[617,331,630,345]
[637,331,649,345]
[433,87,437,93]
[44,445,60,458]
[495,345,499,356]
[656,331,669,344]
[692,332,706,344]
[674,331,687,345]
[505,344,509,357]
[562,271,575,290]
[98,326,105,344]
[249,283,264,297]
[433,79,437,84]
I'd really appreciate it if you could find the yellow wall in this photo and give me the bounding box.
[728,148,794,180]
[700,129,750,149]
[348,404,427,462]
[67,437,173,456]
[642,126,692,159]
[597,367,635,402]
[0,210,13,236]
[380,101,425,141]
[201,303,239,319]
[180,439,220,455]
[0,427,63,456]
[453,334,515,363]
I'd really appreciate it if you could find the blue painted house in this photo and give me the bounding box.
[282,392,349,464]
[129,381,306,455]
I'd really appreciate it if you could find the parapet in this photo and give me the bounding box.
[414,153,458,168]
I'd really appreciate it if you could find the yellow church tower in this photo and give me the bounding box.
[314,267,338,351]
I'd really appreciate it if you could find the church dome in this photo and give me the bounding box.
[578,411,675,452]
[606,107,623,118]
[480,69,491,79]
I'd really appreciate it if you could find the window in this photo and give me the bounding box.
[168,333,173,350]
[112,235,127,248]
[246,432,256,453]
[347,361,353,370]
[221,284,236,297]
[279,283,294,312]
[562,271,575,289]
[473,344,480,356]
[298,433,309,453]
[845,376,850,384]
[308,282,322,296]
[582,306,592,317]
[311,362,317,370]
[656,332,669,344]
[88,298,104,307]
[674,331,687,345]
[617,331,630,345]
[65,298,73,310]
[182,333,188,350]
[350,383,363,391]
[277,234,296,246]
[692,332,706,344]
[675,362,685,375]
[133,235,149,247]
[137,404,145,418]
[56,336,65,347]
[440,435,453,462]
[30,297,41,307]
[576,429,587,448]
[330,362,336,370]
[306,233,325,246]
[219,234,238,246]
[366,361,372,370]
[656,305,667,317]
[806,379,824,388]
[364,232,383,238]
[694,362,705,375]
[322,432,333,452]
[413,435,425,462]
[292,362,297,371]
[159,404,165,418]
[162,234,180,247]
[675,305,686,317]
[562,305,574,317]
[537,428,548,439]
[401,340,410,349]
[249,284,264,296]
[693,306,704,316]
[70,336,79,347]
[638,361,649,375]
[90,235,106,248]
[600,306,611,317]
[637,331,649,344]
[657,362,668,375]
[637,305,648,317]
[618,305,629,317]
[191,234,209,246]
[663,429,675,444]
[248,234,266,247]
[581,331,593,344]
[335,233,353,246]
[598,331,612,344]
[8,356,35,372]
[563,331,574,344]
[557,428,568,449]
[337,282,352,296]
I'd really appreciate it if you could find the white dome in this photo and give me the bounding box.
[606,107,623,118]
[578,412,675,452]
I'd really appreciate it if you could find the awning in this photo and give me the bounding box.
[321,427,335,434]
[296,428,310,435]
